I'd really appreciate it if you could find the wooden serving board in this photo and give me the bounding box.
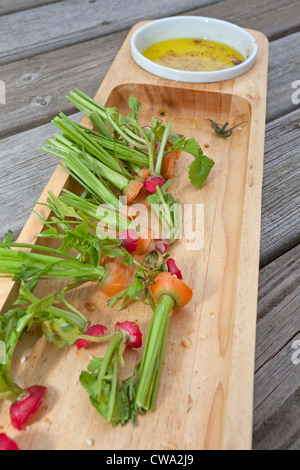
[0,22,269,450]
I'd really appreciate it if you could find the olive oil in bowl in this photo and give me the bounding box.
[143,38,245,72]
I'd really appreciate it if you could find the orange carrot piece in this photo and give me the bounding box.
[122,179,144,203]
[161,151,182,180]
[138,168,150,180]
[150,271,193,308]
[134,228,155,255]
[99,262,135,297]
[99,252,111,266]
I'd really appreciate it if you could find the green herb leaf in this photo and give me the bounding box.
[188,155,215,189]
[169,136,203,159]
[128,95,142,121]
[2,230,15,244]
[208,119,246,137]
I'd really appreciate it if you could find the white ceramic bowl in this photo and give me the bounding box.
[130,16,258,83]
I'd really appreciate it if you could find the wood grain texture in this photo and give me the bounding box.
[0,25,269,450]
[1,27,299,139]
[189,0,300,40]
[0,30,128,138]
[0,112,81,239]
[1,0,299,67]
[267,31,300,123]
[0,0,217,65]
[253,244,300,450]
[260,108,300,267]
[0,0,63,16]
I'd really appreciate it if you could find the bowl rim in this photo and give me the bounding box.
[130,16,258,83]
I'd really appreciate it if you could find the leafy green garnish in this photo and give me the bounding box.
[79,334,140,427]
[166,135,215,189]
[0,281,88,400]
[208,119,246,137]
[188,154,215,189]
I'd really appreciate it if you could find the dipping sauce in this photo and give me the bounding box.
[143,38,245,72]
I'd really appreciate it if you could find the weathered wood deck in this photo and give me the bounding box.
[0,0,299,450]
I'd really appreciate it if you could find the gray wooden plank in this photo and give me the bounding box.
[253,244,300,450]
[1,27,299,139]
[0,0,218,66]
[253,374,300,450]
[1,0,300,67]
[0,29,128,138]
[0,112,82,241]
[0,0,62,17]
[260,108,300,267]
[256,245,300,368]
[267,31,300,123]
[189,0,300,40]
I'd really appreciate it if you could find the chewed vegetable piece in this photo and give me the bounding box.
[161,151,182,180]
[77,324,108,350]
[120,229,139,254]
[99,252,111,266]
[134,228,154,255]
[166,258,182,279]
[122,179,143,203]
[10,385,47,430]
[138,168,150,180]
[99,262,135,297]
[0,433,20,450]
[115,321,143,349]
[150,272,193,308]
[143,176,166,193]
[154,239,169,254]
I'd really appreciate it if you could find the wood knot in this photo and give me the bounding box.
[32,95,52,107]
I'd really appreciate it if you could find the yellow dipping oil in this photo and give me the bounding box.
[143,38,245,72]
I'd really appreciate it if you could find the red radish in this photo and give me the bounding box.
[143,176,166,193]
[119,229,138,253]
[77,324,108,350]
[10,385,47,430]
[166,258,183,279]
[0,433,20,450]
[154,239,169,254]
[115,321,142,349]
